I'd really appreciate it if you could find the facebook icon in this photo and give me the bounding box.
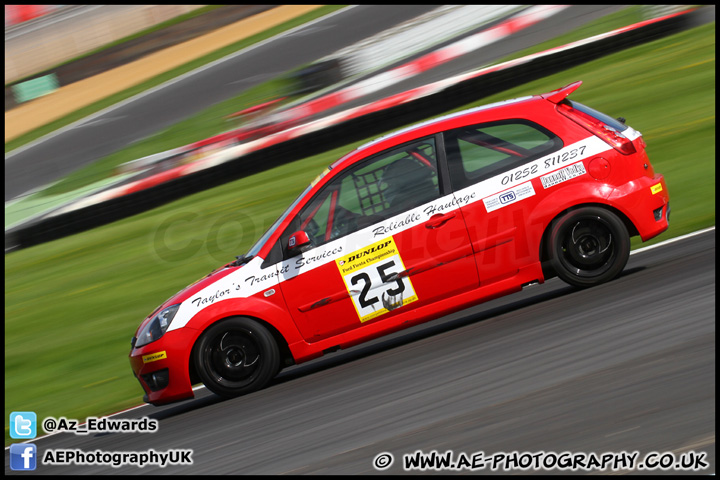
[10,443,37,471]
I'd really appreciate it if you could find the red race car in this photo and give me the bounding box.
[130,81,670,405]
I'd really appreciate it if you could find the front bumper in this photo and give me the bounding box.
[129,327,198,405]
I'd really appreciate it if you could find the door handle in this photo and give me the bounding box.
[425,212,456,229]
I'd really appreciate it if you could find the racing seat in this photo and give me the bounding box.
[381,156,439,215]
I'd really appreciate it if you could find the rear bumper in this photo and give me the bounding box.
[608,174,669,242]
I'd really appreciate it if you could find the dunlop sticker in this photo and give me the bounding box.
[651,183,663,195]
[142,351,167,364]
[336,237,417,323]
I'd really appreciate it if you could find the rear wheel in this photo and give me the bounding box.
[194,317,279,398]
[549,207,630,288]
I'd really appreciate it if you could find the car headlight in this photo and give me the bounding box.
[134,304,180,348]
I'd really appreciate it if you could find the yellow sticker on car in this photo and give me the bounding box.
[142,351,167,364]
[336,237,418,323]
[651,183,663,195]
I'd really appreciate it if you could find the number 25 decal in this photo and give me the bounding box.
[351,260,405,309]
[337,237,418,322]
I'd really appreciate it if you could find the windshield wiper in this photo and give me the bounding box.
[230,254,254,267]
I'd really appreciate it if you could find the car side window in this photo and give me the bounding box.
[445,120,561,190]
[285,138,440,253]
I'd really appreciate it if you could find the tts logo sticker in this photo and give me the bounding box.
[499,191,516,204]
[484,182,536,212]
[10,411,37,439]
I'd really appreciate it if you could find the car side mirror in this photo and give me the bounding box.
[287,230,311,256]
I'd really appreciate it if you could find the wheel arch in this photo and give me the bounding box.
[187,314,295,386]
[538,202,638,279]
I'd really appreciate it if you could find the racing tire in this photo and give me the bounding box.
[194,317,279,398]
[549,207,630,288]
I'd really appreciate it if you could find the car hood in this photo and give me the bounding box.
[139,262,240,328]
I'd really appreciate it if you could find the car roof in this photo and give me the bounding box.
[330,81,584,173]
[331,94,535,171]
[324,81,584,186]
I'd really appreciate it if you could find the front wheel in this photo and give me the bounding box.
[549,207,630,288]
[194,317,279,398]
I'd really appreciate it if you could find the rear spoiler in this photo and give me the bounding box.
[541,81,583,104]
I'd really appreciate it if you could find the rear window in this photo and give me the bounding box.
[565,100,628,132]
[445,119,562,190]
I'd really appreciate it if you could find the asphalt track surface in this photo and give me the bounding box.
[5,5,626,202]
[5,229,715,475]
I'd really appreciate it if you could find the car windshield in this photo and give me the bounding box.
[244,167,331,259]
